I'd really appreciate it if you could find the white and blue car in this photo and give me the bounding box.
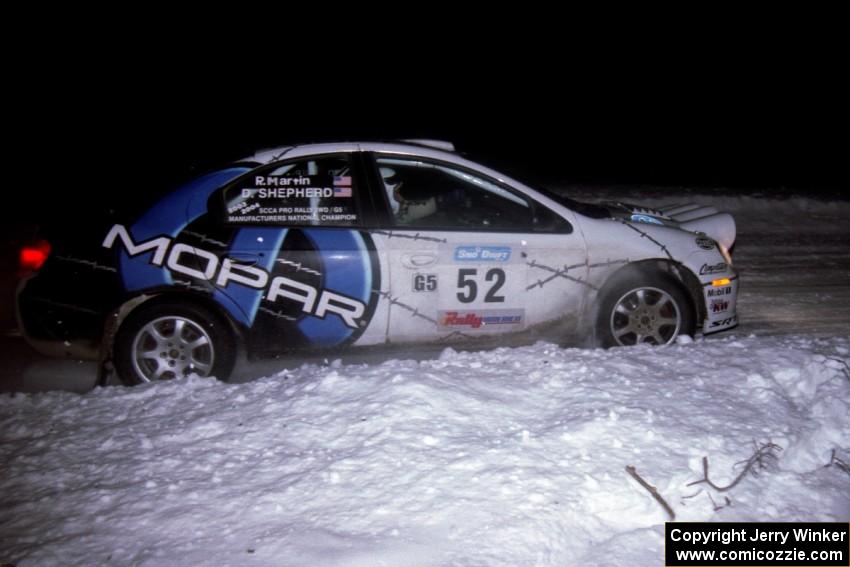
[17,140,739,385]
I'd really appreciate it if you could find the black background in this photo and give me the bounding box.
[4,19,847,240]
[15,75,846,206]
[7,19,847,229]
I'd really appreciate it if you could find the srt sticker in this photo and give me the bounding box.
[710,315,737,328]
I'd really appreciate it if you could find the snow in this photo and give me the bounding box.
[2,337,848,566]
[2,191,849,566]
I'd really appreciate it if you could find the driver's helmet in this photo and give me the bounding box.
[379,166,436,222]
[380,167,402,214]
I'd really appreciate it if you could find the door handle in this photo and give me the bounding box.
[401,252,438,269]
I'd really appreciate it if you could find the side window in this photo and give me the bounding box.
[376,157,535,230]
[221,155,360,226]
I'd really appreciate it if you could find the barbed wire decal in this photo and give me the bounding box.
[616,220,673,260]
[526,258,630,291]
[173,280,211,294]
[438,330,473,342]
[372,231,447,244]
[588,259,630,269]
[270,147,294,163]
[258,307,298,321]
[182,231,229,248]
[275,258,322,276]
[55,256,117,273]
[526,260,597,291]
[373,290,437,323]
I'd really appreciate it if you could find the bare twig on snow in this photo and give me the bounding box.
[687,441,782,492]
[826,449,850,476]
[626,465,676,520]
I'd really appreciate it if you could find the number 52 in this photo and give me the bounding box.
[457,268,505,303]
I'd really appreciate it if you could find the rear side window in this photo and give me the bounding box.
[221,155,360,226]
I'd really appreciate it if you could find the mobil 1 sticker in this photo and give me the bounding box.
[707,286,732,297]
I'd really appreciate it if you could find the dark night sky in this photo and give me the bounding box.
[30,86,845,204]
[8,28,848,226]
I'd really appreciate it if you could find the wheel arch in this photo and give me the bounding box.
[595,258,705,329]
[100,290,246,380]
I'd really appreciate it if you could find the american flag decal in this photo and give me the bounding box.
[333,175,352,197]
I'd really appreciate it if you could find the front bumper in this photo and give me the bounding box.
[700,270,739,334]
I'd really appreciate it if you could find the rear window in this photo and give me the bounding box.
[221,155,361,226]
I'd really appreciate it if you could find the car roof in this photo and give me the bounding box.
[244,140,523,188]
[247,140,455,164]
[240,140,585,225]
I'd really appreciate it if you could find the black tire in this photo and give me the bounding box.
[113,300,236,385]
[596,270,695,347]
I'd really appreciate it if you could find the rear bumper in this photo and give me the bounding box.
[16,277,101,360]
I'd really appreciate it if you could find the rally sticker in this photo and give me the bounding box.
[438,309,523,329]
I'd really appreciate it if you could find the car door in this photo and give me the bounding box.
[199,151,388,354]
[368,154,586,344]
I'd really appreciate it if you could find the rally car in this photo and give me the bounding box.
[16,140,739,385]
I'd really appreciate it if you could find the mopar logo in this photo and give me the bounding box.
[454,246,512,263]
[103,224,366,329]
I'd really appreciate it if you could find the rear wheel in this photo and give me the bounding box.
[114,301,236,385]
[596,272,695,347]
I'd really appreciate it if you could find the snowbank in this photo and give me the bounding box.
[2,335,848,566]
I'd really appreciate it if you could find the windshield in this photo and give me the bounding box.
[530,184,611,219]
[458,151,611,219]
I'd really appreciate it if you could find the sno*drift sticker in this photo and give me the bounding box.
[454,246,512,263]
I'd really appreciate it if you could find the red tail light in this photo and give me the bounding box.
[19,239,52,274]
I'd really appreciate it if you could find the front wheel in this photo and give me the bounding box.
[113,301,236,385]
[596,272,695,347]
